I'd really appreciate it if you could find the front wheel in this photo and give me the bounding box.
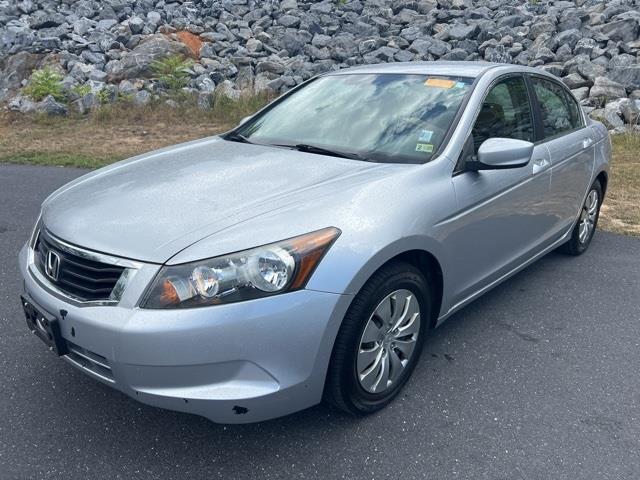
[324,262,431,416]
[559,180,602,255]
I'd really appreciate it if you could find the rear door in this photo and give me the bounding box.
[528,75,595,237]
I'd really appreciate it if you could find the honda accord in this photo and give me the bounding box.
[19,62,610,423]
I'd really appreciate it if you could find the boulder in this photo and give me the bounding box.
[133,90,151,105]
[111,34,191,81]
[590,77,627,100]
[35,95,68,116]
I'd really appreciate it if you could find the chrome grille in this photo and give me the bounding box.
[34,230,126,302]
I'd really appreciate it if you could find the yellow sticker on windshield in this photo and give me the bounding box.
[416,143,434,153]
[424,78,456,88]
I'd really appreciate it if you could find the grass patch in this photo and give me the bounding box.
[0,151,119,169]
[0,102,638,236]
[599,134,640,236]
[0,91,272,169]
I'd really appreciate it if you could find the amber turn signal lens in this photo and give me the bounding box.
[286,227,341,290]
[159,279,180,306]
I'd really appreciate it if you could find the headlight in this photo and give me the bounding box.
[141,227,341,309]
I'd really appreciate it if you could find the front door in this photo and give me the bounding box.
[445,75,556,307]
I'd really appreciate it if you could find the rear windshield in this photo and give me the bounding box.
[236,73,474,164]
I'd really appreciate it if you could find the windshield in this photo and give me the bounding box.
[233,73,474,164]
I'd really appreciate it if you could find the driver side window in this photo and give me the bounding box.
[471,76,534,152]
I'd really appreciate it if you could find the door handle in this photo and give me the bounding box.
[583,137,593,148]
[532,157,550,175]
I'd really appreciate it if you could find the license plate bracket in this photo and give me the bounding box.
[21,295,68,356]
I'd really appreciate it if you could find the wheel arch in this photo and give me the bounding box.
[336,238,447,328]
[595,170,608,198]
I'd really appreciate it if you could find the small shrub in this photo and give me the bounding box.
[23,67,66,102]
[71,84,92,98]
[151,55,194,92]
[96,89,112,105]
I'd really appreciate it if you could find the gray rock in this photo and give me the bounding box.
[35,95,68,116]
[196,76,216,94]
[278,14,300,28]
[484,45,511,63]
[72,93,98,114]
[197,92,212,110]
[528,21,555,39]
[602,100,626,128]
[447,24,479,40]
[129,16,145,35]
[590,77,627,100]
[113,34,190,81]
[256,60,284,75]
[88,69,107,82]
[617,98,640,124]
[608,66,640,93]
[216,80,240,100]
[280,0,298,10]
[562,73,589,89]
[96,19,118,31]
[555,29,582,50]
[28,11,65,29]
[118,80,138,95]
[133,90,151,106]
[573,38,597,56]
[246,38,263,53]
[8,94,37,113]
[571,87,590,102]
[441,48,469,61]
[147,11,162,27]
[281,30,312,55]
[81,51,106,65]
[417,0,437,14]
[0,52,45,98]
[593,13,639,43]
[576,62,607,82]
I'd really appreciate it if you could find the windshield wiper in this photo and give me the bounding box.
[224,132,253,144]
[274,143,371,162]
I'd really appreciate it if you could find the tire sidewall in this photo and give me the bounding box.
[341,266,430,413]
[575,181,603,254]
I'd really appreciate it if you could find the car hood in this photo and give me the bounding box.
[42,137,393,263]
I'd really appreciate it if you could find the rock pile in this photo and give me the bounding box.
[1,0,639,129]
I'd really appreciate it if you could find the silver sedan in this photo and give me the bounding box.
[18,62,611,423]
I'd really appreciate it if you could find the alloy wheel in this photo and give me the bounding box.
[578,189,599,244]
[356,289,421,394]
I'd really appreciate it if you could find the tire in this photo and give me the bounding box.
[324,261,431,416]
[558,180,603,256]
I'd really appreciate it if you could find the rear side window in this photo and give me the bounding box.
[531,77,576,138]
[471,76,534,152]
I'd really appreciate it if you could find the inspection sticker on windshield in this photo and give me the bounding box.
[454,81,467,89]
[416,143,434,153]
[424,78,456,89]
[418,129,433,142]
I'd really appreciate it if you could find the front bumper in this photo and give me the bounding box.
[19,243,352,423]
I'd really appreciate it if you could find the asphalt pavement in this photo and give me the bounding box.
[1,163,639,479]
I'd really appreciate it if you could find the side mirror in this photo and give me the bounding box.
[238,115,252,126]
[467,138,533,171]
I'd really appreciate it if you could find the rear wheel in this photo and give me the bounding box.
[324,262,430,416]
[559,180,602,255]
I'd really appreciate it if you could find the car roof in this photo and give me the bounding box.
[328,61,504,78]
